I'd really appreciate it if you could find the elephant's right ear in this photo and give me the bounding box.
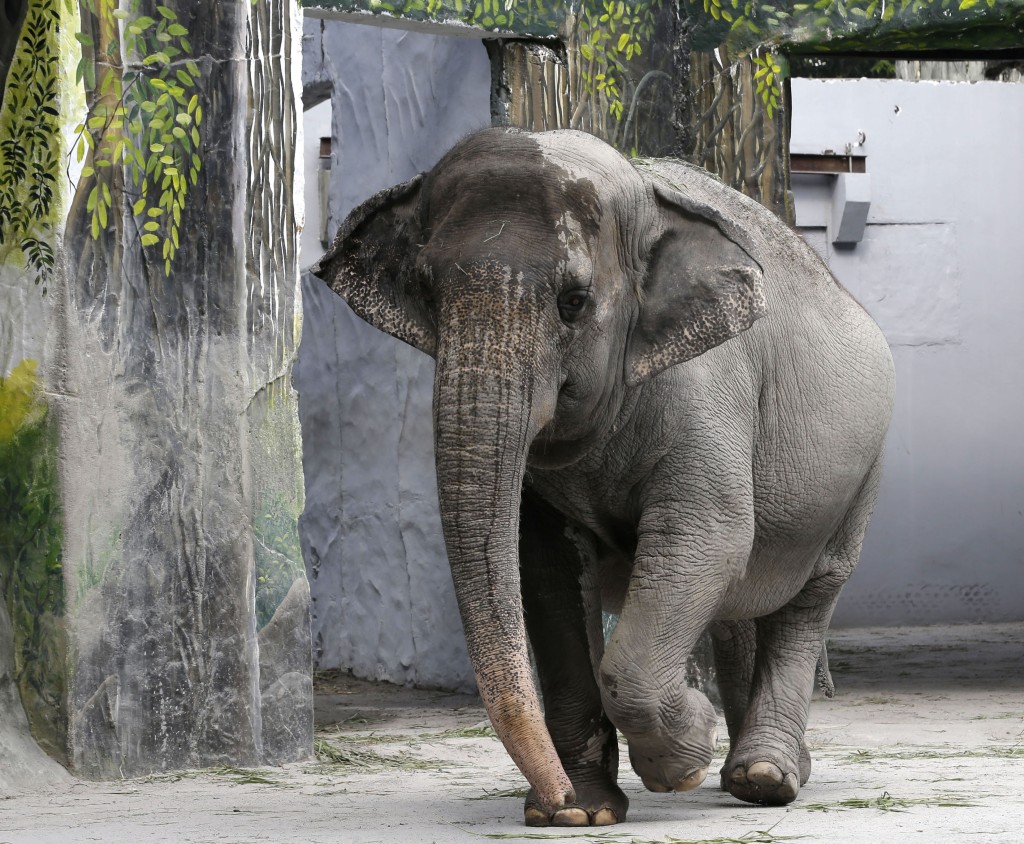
[311,174,436,356]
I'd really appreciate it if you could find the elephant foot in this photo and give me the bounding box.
[625,689,717,795]
[721,748,802,806]
[524,779,628,827]
[720,740,811,791]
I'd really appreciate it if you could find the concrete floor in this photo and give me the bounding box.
[2,622,1023,843]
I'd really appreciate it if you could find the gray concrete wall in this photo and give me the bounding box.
[296,18,490,690]
[790,78,1024,626]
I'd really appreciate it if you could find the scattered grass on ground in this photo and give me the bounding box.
[799,791,977,812]
[464,787,530,800]
[845,745,1024,763]
[314,722,497,746]
[970,711,1024,721]
[142,766,285,786]
[312,737,442,771]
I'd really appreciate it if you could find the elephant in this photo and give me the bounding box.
[312,128,894,827]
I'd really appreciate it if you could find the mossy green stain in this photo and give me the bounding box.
[254,496,303,630]
[0,359,67,763]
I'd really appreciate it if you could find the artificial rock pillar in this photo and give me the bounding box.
[1,0,310,783]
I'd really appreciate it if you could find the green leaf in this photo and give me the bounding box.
[186,61,200,79]
[81,165,95,178]
[169,23,187,36]
[87,185,98,212]
[98,201,107,229]
[176,69,193,86]
[133,198,146,215]
[143,220,160,232]
[75,32,94,46]
[141,234,159,246]
[156,5,177,19]
[580,43,594,60]
[616,33,629,51]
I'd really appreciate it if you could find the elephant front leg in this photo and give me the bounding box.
[520,490,628,827]
[599,511,749,795]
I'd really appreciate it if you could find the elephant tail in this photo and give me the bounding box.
[816,642,836,699]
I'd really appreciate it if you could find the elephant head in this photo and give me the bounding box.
[312,128,764,813]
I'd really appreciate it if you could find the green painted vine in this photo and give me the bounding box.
[751,51,783,118]
[577,0,662,122]
[0,0,62,290]
[74,0,203,276]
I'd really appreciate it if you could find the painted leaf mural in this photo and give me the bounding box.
[73,0,202,276]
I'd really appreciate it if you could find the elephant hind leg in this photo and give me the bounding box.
[722,459,884,806]
[711,619,814,791]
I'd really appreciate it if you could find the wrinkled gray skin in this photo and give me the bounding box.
[313,128,894,827]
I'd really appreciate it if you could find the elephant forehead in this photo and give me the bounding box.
[427,133,615,240]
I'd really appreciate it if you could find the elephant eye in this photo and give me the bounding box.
[557,289,589,324]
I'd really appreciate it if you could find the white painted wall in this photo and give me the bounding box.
[790,78,1024,626]
[300,99,331,271]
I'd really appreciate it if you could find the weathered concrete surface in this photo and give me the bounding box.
[2,622,1022,842]
[296,19,490,691]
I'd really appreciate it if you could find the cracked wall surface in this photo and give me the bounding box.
[297,18,491,691]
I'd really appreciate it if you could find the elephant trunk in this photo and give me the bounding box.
[432,285,572,813]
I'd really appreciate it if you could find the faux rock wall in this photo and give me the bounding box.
[59,0,310,777]
[297,19,491,691]
[2,0,311,782]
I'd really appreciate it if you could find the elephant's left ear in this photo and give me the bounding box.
[625,184,766,387]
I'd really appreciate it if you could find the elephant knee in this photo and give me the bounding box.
[599,640,712,744]
[598,644,661,732]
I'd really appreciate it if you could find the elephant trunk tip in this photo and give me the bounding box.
[480,682,576,811]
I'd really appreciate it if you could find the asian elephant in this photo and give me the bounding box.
[312,128,894,827]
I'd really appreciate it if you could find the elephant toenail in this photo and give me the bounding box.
[747,761,784,787]
[592,808,619,826]
[781,772,800,798]
[674,767,708,792]
[524,807,549,826]
[552,808,590,826]
[729,766,749,785]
